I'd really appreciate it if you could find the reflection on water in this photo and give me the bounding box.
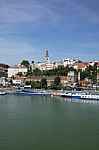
[55,97,99,105]
[0,95,99,150]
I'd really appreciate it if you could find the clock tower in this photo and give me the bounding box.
[45,50,49,64]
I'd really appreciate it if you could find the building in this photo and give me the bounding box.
[73,62,87,71]
[62,58,75,67]
[88,61,96,66]
[45,50,50,64]
[68,71,80,87]
[0,66,8,73]
[26,76,55,87]
[97,63,99,84]
[0,77,6,86]
[60,76,68,86]
[80,80,92,87]
[12,77,27,85]
[53,62,62,68]
[31,61,35,71]
[34,50,54,71]
[97,73,99,84]
[97,62,99,70]
[8,66,28,78]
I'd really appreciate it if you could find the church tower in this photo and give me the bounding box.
[45,49,49,64]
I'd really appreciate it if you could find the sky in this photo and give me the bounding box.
[0,0,99,65]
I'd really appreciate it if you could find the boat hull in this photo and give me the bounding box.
[15,90,51,96]
[0,92,6,95]
[60,91,99,100]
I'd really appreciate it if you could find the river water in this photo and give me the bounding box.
[0,94,99,150]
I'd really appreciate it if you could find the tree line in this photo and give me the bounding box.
[25,76,61,90]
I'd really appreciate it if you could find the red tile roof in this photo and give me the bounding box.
[60,76,68,81]
[97,73,99,76]
[80,80,92,84]
[97,63,99,67]
[76,63,87,69]
[15,77,27,80]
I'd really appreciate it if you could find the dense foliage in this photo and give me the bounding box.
[41,78,47,89]
[0,63,9,68]
[27,65,76,77]
[50,76,61,90]
[80,65,97,83]
[21,60,30,67]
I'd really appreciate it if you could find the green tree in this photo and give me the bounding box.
[0,63,9,68]
[50,76,61,90]
[33,68,43,76]
[31,81,36,89]
[0,72,7,77]
[30,80,41,89]
[41,78,47,89]
[21,60,30,67]
[54,76,60,86]
[35,81,41,89]
[25,81,31,85]
[80,65,97,83]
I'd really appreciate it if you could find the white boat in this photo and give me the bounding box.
[0,91,6,95]
[80,92,99,100]
[60,91,81,99]
[60,92,72,97]
[60,91,99,100]
[15,85,51,96]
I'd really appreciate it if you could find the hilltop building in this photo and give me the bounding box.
[45,49,50,64]
[8,66,28,78]
[33,50,54,71]
[62,58,75,67]
[73,62,87,71]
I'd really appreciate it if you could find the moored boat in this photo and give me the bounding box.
[80,92,99,100]
[15,85,51,96]
[0,91,6,95]
[59,91,99,100]
[60,91,81,99]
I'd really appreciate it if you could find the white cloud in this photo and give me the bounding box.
[0,38,36,65]
[0,0,99,64]
[0,0,59,24]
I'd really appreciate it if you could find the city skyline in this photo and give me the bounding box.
[0,0,99,65]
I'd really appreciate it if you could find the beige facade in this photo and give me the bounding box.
[68,71,80,86]
[35,62,54,71]
[8,66,28,77]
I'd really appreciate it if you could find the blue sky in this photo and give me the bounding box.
[0,0,99,65]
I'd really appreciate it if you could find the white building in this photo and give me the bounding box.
[73,63,87,71]
[8,66,28,77]
[45,50,50,64]
[0,77,6,86]
[35,62,54,71]
[97,63,99,70]
[68,71,80,86]
[62,58,75,67]
[31,61,35,71]
[45,63,54,70]
[12,77,27,85]
[53,62,62,68]
[34,50,54,71]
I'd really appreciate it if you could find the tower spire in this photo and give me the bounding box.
[45,49,49,63]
